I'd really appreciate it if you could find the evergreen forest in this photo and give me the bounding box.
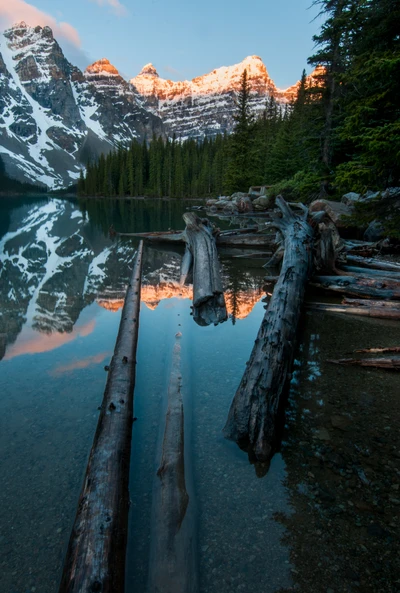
[79,0,400,200]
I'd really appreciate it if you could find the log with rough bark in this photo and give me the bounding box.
[147,336,198,593]
[59,242,144,593]
[310,275,400,300]
[305,302,400,320]
[182,212,227,326]
[328,357,400,370]
[223,197,314,462]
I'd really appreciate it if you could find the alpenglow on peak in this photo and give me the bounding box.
[137,63,159,77]
[85,58,120,76]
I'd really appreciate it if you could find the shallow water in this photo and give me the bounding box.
[0,196,398,593]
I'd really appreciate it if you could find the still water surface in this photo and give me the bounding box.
[1,196,399,593]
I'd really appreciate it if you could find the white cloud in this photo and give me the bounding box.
[0,0,81,47]
[89,0,128,17]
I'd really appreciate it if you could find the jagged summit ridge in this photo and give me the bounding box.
[138,63,159,77]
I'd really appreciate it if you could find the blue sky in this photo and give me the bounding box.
[0,0,325,88]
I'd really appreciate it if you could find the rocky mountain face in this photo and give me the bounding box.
[0,22,315,189]
[0,22,162,189]
[130,55,313,140]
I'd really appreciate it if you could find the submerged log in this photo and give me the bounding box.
[338,265,400,280]
[59,242,144,593]
[328,356,400,370]
[306,302,400,320]
[310,275,400,300]
[183,212,227,326]
[147,337,198,593]
[223,197,314,461]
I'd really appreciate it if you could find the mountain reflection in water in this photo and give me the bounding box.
[0,198,265,359]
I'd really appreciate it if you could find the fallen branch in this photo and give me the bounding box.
[345,255,400,273]
[355,346,400,354]
[223,197,314,462]
[305,302,400,319]
[59,242,144,593]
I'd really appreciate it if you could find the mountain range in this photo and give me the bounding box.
[0,22,314,190]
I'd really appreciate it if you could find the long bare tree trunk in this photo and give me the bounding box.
[223,197,314,462]
[59,242,144,593]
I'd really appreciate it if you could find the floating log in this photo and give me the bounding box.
[310,275,400,300]
[183,212,227,326]
[345,255,400,273]
[223,197,314,461]
[59,242,144,593]
[306,302,400,320]
[328,356,400,370]
[147,336,198,593]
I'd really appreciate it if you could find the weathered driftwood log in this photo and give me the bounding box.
[305,302,400,320]
[345,255,400,273]
[328,357,400,370]
[59,242,144,593]
[223,197,314,461]
[147,337,198,593]
[183,212,227,326]
[310,275,400,300]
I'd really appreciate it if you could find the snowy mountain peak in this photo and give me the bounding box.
[138,63,159,77]
[85,58,120,77]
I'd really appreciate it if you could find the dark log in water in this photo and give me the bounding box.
[305,302,400,320]
[58,242,144,593]
[183,212,227,326]
[310,275,400,300]
[147,337,198,593]
[223,197,314,462]
[328,357,400,371]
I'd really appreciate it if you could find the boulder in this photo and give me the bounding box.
[341,192,361,206]
[362,190,381,201]
[309,199,352,227]
[222,202,238,214]
[231,192,248,200]
[214,200,231,210]
[236,196,253,214]
[205,199,218,207]
[363,220,385,242]
[382,187,400,200]
[253,196,271,210]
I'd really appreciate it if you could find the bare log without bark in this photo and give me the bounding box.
[117,229,276,248]
[355,346,400,354]
[328,357,400,370]
[59,242,144,593]
[342,298,400,309]
[223,197,314,462]
[147,338,198,593]
[183,212,227,326]
[310,275,400,300]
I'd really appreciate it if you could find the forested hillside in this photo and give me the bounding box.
[79,0,400,200]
